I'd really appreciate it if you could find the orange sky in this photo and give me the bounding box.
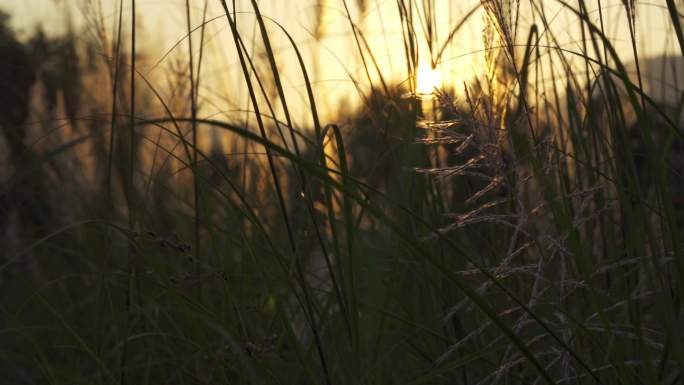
[1,0,680,123]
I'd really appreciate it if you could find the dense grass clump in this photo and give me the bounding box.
[1,1,684,384]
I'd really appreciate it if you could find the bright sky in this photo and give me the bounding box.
[1,0,680,123]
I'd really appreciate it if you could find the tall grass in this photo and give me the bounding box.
[1,1,683,384]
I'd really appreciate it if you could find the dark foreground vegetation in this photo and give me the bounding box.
[2,1,684,384]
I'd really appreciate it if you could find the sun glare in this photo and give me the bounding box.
[416,62,442,95]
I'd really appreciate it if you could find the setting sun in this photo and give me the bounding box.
[416,62,443,95]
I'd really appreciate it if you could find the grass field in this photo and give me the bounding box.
[1,1,684,384]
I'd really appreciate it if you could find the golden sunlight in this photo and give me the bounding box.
[416,61,443,96]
